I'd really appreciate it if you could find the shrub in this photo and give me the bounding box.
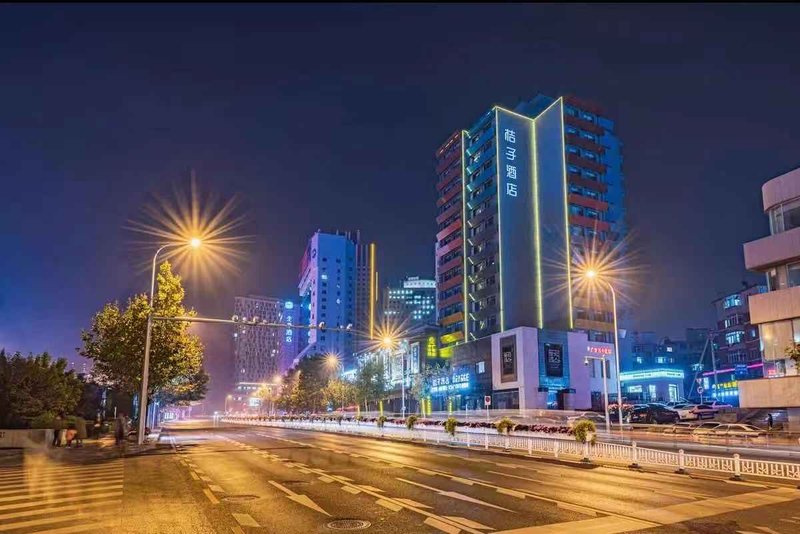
[377,415,388,428]
[444,417,458,437]
[405,415,418,430]
[496,417,515,435]
[336,414,344,425]
[29,412,56,429]
[572,419,597,444]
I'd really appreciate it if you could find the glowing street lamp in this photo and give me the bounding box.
[138,237,202,445]
[581,267,623,429]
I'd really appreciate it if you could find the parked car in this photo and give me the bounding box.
[629,405,680,424]
[708,424,767,441]
[662,422,697,434]
[673,404,700,421]
[690,404,719,419]
[706,400,733,410]
[691,422,721,437]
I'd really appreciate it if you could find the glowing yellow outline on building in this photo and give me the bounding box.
[461,130,469,341]
[369,243,376,339]
[558,97,574,328]
[493,107,505,332]
[531,117,543,328]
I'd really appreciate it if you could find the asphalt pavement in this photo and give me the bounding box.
[1,420,799,533]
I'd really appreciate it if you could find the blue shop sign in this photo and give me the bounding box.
[431,369,473,394]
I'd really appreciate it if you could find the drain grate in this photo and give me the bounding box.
[326,519,371,530]
[222,494,260,503]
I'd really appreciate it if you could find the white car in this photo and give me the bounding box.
[690,404,718,420]
[706,401,733,410]
[708,424,767,441]
[691,422,722,437]
[673,404,699,421]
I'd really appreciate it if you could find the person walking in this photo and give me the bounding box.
[51,414,63,447]
[114,412,127,446]
[74,416,87,447]
[768,413,774,431]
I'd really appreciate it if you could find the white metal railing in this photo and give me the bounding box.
[223,417,800,483]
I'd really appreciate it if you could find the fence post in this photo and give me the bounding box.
[527,438,532,456]
[675,449,686,474]
[553,440,559,459]
[436,432,440,444]
[504,434,510,452]
[466,432,470,448]
[582,441,591,463]
[731,453,742,481]
[484,433,489,450]
[629,441,640,469]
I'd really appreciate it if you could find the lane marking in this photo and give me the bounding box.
[496,488,526,499]
[268,480,330,516]
[200,476,212,482]
[376,498,403,512]
[203,488,220,504]
[15,520,116,534]
[318,476,334,483]
[0,485,123,504]
[394,498,431,509]
[209,485,225,493]
[189,471,200,481]
[341,486,361,494]
[232,513,260,527]
[424,516,461,534]
[396,478,514,512]
[451,476,474,486]
[231,527,245,534]
[0,512,99,532]
[445,516,495,530]
[0,477,123,496]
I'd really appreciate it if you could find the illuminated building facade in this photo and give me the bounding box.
[297,230,377,367]
[233,295,298,384]
[434,94,625,348]
[383,277,436,328]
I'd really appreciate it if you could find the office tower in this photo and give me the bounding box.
[233,295,292,384]
[383,276,437,328]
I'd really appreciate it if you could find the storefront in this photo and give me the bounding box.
[619,369,684,403]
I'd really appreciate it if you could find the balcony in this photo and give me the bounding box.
[440,311,464,327]
[564,113,604,136]
[465,126,494,157]
[438,291,462,309]
[744,226,800,271]
[466,149,493,176]
[569,174,608,194]
[437,236,463,258]
[467,202,497,229]
[471,282,499,301]
[569,215,611,232]
[469,262,498,283]
[436,144,461,175]
[436,255,462,276]
[436,201,461,226]
[436,164,462,191]
[437,181,461,207]
[467,184,497,211]
[567,153,606,174]
[466,164,496,194]
[470,302,499,322]
[436,218,462,242]
[467,241,497,264]
[566,133,606,155]
[748,286,800,324]
[439,274,463,292]
[568,193,609,212]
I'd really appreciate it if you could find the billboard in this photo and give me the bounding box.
[544,343,564,377]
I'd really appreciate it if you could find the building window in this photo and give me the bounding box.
[788,262,800,288]
[725,330,745,345]
[477,361,485,374]
[722,294,742,309]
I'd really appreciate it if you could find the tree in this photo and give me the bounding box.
[79,262,206,402]
[276,356,328,413]
[0,350,83,428]
[354,359,386,412]
[321,379,356,411]
[409,363,447,412]
[158,368,210,406]
[785,343,800,368]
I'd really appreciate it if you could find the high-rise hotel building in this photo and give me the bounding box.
[435,94,625,347]
[297,230,377,367]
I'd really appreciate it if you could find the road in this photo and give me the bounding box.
[1,419,800,533]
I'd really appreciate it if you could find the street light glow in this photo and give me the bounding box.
[190,237,202,248]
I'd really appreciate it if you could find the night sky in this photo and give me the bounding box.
[3,4,800,407]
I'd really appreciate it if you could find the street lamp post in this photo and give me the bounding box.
[585,355,610,431]
[382,336,407,418]
[225,394,232,414]
[138,238,201,445]
[585,269,623,429]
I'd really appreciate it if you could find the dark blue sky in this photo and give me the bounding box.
[3,5,800,401]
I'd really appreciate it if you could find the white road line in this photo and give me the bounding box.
[0,498,119,521]
[0,485,123,504]
[396,478,514,512]
[203,488,220,505]
[424,516,461,534]
[209,485,225,493]
[0,477,123,496]
[18,519,117,534]
[375,499,403,512]
[341,486,361,494]
[0,511,98,532]
[232,513,260,527]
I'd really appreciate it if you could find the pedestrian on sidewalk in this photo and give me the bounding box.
[115,412,128,446]
[51,413,63,447]
[768,413,774,430]
[74,416,87,447]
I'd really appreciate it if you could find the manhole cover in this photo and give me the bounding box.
[326,519,371,530]
[222,494,260,502]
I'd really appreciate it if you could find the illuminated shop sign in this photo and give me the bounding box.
[587,345,613,356]
[619,369,684,382]
[430,370,472,394]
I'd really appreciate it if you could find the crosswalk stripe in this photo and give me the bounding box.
[0,463,122,476]
[0,485,123,504]
[0,498,119,521]
[0,511,108,532]
[26,519,117,534]
[0,467,123,483]
[0,491,122,512]
[0,477,123,496]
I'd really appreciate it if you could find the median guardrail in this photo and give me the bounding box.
[223,415,800,484]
